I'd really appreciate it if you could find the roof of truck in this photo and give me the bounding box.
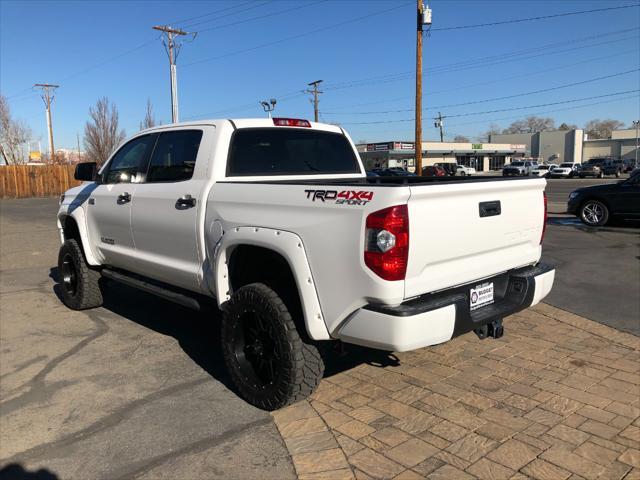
[139,118,344,135]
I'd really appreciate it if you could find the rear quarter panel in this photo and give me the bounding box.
[207,182,410,334]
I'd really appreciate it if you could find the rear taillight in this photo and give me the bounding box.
[540,192,547,244]
[364,205,409,281]
[273,118,311,127]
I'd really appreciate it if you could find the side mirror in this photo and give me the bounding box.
[74,162,97,181]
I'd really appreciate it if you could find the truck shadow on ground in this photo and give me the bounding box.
[0,463,58,480]
[49,268,399,398]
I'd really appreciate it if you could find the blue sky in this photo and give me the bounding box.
[1,0,639,150]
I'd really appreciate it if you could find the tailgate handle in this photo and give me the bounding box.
[479,200,501,218]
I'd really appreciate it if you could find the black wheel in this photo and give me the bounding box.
[221,283,324,410]
[579,200,609,226]
[598,171,604,179]
[615,171,620,178]
[459,171,466,176]
[57,239,103,310]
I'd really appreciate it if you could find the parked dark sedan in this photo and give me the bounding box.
[567,172,640,226]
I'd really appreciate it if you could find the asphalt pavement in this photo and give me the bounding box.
[0,198,296,479]
[542,177,640,335]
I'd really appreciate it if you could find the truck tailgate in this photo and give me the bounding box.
[405,178,545,299]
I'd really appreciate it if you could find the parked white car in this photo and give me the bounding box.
[456,165,476,176]
[549,162,581,178]
[56,117,554,410]
[531,164,556,177]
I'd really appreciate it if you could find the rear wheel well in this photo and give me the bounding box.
[227,245,309,340]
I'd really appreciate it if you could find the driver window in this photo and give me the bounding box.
[103,135,155,184]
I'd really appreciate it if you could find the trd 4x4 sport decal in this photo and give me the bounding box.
[305,189,374,206]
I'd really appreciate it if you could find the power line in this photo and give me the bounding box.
[346,94,640,139]
[431,4,640,32]
[323,48,639,112]
[322,29,639,92]
[196,1,326,34]
[445,94,640,128]
[166,0,258,28]
[183,1,413,67]
[324,68,639,115]
[333,90,640,125]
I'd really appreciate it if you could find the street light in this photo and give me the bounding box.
[260,98,277,118]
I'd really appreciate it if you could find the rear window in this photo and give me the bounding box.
[510,162,524,166]
[227,128,360,176]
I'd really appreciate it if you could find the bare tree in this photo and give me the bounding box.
[453,135,470,143]
[584,119,624,139]
[140,98,156,130]
[481,123,501,142]
[84,97,126,165]
[502,116,555,134]
[557,122,577,131]
[0,94,32,165]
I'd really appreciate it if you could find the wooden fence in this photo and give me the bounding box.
[0,164,82,199]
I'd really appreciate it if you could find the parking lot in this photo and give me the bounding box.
[1,185,638,479]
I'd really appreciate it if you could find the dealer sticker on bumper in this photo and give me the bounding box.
[470,282,494,310]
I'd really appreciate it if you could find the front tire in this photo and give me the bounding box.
[459,171,466,176]
[221,283,324,410]
[57,239,103,310]
[580,200,609,226]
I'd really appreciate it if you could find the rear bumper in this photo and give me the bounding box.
[336,263,555,352]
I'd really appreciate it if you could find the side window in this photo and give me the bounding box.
[103,135,155,184]
[146,130,203,183]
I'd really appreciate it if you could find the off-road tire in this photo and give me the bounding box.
[221,282,324,410]
[579,199,609,227]
[57,239,103,310]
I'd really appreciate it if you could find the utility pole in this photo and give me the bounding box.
[152,25,193,123]
[633,120,639,169]
[414,2,431,175]
[306,80,323,122]
[434,112,445,142]
[415,1,424,175]
[33,83,59,161]
[77,132,82,163]
[260,99,277,118]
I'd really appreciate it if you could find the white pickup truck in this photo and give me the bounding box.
[57,118,554,410]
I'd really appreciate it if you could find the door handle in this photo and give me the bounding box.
[117,192,131,204]
[479,200,501,218]
[176,194,196,209]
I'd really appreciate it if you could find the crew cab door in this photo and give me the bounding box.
[86,134,156,266]
[129,128,208,291]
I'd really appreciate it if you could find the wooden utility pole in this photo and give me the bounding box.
[34,83,59,161]
[415,1,424,175]
[435,112,445,142]
[306,80,323,122]
[152,25,192,123]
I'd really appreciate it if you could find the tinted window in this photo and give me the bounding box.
[511,162,524,166]
[104,135,155,184]
[227,128,360,176]
[146,130,203,182]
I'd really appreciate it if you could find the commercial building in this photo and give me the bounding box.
[356,141,526,172]
[489,130,583,164]
[582,128,639,163]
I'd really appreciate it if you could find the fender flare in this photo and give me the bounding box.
[213,226,330,341]
[57,208,101,266]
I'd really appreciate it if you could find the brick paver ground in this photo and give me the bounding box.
[272,303,640,480]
